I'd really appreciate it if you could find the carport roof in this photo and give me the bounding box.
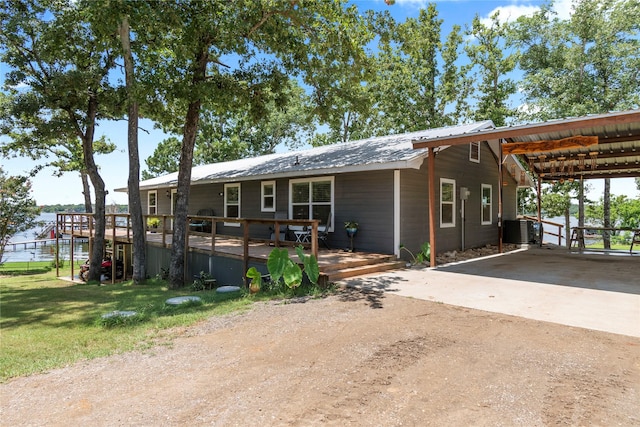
[412,110,640,182]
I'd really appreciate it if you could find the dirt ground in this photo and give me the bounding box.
[1,288,639,426]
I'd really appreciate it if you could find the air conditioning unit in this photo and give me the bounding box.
[503,220,542,244]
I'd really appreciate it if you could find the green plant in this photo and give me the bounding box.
[191,271,212,291]
[344,221,358,230]
[247,246,319,294]
[147,217,161,228]
[399,242,431,265]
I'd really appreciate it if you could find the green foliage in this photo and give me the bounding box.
[0,267,252,381]
[263,246,319,292]
[0,168,41,264]
[399,242,431,265]
[146,217,161,228]
[190,271,213,292]
[246,267,263,292]
[586,195,640,229]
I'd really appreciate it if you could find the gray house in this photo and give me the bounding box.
[130,120,529,261]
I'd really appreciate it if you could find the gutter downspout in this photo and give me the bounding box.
[428,147,436,267]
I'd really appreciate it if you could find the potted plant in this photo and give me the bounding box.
[344,221,359,237]
[147,216,160,232]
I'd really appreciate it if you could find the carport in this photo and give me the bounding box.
[412,110,640,265]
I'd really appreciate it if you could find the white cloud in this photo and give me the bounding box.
[480,4,540,27]
[481,0,575,27]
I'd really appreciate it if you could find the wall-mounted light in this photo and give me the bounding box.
[166,190,171,198]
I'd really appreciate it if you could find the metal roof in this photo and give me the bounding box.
[413,110,640,182]
[129,120,495,191]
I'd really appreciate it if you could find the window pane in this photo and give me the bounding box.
[263,184,274,196]
[442,205,453,224]
[482,205,491,222]
[312,181,331,202]
[264,197,274,209]
[227,206,239,218]
[227,187,239,203]
[442,182,453,202]
[149,193,156,206]
[313,205,331,223]
[292,183,309,203]
[292,205,309,220]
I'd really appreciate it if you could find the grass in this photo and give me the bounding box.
[0,263,256,382]
[0,262,335,383]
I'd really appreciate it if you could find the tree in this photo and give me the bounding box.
[142,80,313,179]
[366,6,471,135]
[465,12,517,127]
[541,181,583,245]
[140,1,372,287]
[510,0,640,247]
[1,0,122,281]
[0,167,41,264]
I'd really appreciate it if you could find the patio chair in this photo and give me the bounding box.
[269,212,288,243]
[317,212,331,249]
[190,208,214,233]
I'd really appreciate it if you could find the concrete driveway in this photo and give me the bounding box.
[339,246,640,337]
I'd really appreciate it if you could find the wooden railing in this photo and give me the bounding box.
[522,215,564,246]
[56,212,320,283]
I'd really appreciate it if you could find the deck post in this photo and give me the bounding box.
[311,221,318,259]
[428,147,436,267]
[111,215,117,284]
[210,218,216,255]
[498,139,504,253]
[70,214,75,281]
[55,213,60,278]
[243,220,250,286]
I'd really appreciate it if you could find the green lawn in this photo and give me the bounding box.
[0,263,256,382]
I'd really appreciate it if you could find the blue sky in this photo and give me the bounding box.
[2,0,638,205]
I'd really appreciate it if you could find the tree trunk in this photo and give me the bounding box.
[119,17,146,284]
[564,207,571,248]
[577,177,584,248]
[77,92,106,282]
[603,178,611,249]
[168,42,209,288]
[81,171,92,213]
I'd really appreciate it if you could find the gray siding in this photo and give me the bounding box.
[139,141,519,260]
[332,170,395,253]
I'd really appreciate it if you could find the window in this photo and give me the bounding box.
[261,181,276,212]
[469,141,480,163]
[224,183,241,226]
[481,184,492,225]
[289,177,334,231]
[440,178,456,228]
[148,191,157,215]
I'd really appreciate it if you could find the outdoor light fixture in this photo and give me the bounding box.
[557,156,566,173]
[519,171,526,186]
[589,151,598,169]
[550,158,557,175]
[166,190,170,198]
[577,153,587,170]
[538,155,547,174]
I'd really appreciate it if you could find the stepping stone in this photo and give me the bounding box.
[102,310,137,319]
[165,296,202,305]
[216,286,241,293]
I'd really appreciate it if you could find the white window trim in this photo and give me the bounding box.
[261,180,276,212]
[147,190,157,215]
[224,183,241,227]
[289,176,335,232]
[440,178,456,228]
[469,141,480,163]
[481,184,492,225]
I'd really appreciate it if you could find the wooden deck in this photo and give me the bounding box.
[56,213,405,283]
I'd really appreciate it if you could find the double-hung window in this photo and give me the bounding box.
[289,177,334,231]
[261,181,276,212]
[481,184,492,225]
[440,178,456,228]
[224,183,241,226]
[469,141,480,163]
[148,191,157,215]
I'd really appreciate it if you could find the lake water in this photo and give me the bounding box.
[4,213,89,263]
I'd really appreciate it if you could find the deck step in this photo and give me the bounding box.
[323,260,406,282]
